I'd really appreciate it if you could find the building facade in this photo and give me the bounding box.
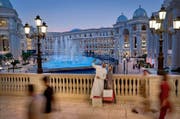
[44,6,149,68]
[147,0,180,70]
[46,28,115,61]
[45,3,180,71]
[2,0,179,72]
[113,6,149,62]
[164,0,180,70]
[0,0,25,59]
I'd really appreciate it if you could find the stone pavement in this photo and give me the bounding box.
[0,96,179,119]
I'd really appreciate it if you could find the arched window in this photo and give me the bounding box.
[111,31,114,35]
[134,37,137,48]
[133,25,136,31]
[0,35,9,51]
[123,29,129,43]
[115,28,119,34]
[141,25,146,30]
[0,19,8,27]
[134,52,137,56]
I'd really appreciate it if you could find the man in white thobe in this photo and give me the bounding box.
[90,61,107,99]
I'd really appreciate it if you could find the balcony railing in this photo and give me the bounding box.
[0,73,179,105]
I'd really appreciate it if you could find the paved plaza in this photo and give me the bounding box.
[0,96,179,119]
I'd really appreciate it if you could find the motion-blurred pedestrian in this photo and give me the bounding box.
[42,76,55,119]
[27,84,44,119]
[159,73,172,119]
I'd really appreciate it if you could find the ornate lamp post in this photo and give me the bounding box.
[173,16,180,31]
[123,57,126,74]
[24,15,48,73]
[149,6,167,75]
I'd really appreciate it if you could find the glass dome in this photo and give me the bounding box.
[133,6,148,19]
[116,13,128,23]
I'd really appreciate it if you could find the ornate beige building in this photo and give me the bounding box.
[0,0,25,59]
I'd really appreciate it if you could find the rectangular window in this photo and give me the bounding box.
[0,19,8,27]
[134,37,137,48]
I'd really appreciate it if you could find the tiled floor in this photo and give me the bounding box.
[0,96,179,119]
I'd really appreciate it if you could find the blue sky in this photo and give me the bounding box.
[11,0,164,32]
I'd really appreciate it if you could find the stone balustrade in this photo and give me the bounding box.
[0,73,179,104]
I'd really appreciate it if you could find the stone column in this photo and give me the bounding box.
[137,32,141,57]
[172,32,180,69]
[171,0,180,69]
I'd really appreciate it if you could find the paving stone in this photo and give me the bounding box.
[0,96,179,119]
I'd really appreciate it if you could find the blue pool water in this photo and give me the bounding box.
[43,55,94,69]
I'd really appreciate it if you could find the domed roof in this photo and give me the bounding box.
[70,28,81,32]
[133,6,147,19]
[116,13,128,23]
[0,0,13,9]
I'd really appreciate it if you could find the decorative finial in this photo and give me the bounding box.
[139,5,141,8]
[121,12,123,15]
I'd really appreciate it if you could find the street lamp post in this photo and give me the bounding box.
[126,58,128,74]
[123,57,126,74]
[173,16,180,31]
[24,15,48,73]
[149,6,167,75]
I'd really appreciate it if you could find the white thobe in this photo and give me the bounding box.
[90,63,107,99]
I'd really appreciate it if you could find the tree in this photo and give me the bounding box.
[22,51,32,64]
[11,60,20,72]
[0,55,4,65]
[4,53,13,61]
[142,54,147,60]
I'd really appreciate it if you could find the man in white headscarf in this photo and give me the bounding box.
[90,59,107,99]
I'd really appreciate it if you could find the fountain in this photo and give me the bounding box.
[42,38,95,73]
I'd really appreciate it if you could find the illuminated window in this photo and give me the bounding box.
[124,43,129,48]
[142,36,146,42]
[0,19,8,27]
[142,25,146,30]
[0,35,9,51]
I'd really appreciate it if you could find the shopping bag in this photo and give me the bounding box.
[103,89,113,97]
[103,89,114,102]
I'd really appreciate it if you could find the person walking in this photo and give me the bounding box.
[42,76,54,119]
[27,84,44,119]
[159,73,172,119]
[132,70,150,114]
[90,59,107,99]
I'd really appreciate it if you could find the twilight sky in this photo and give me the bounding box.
[11,0,164,32]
